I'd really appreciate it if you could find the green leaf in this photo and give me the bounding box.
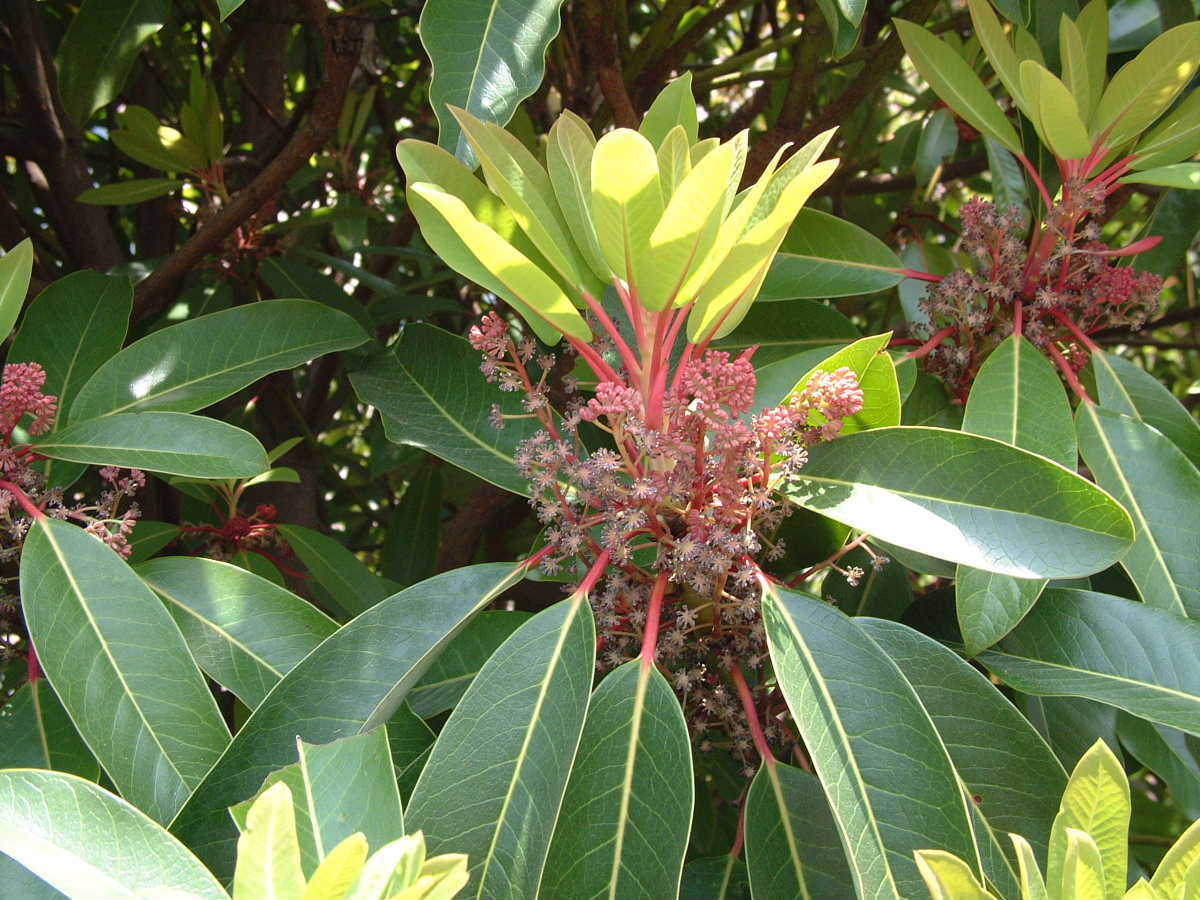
[969,0,1031,118]
[783,426,1134,578]
[1117,715,1200,820]
[382,464,443,589]
[978,588,1200,734]
[232,782,307,900]
[55,0,169,125]
[985,137,1030,223]
[1060,14,1093,122]
[914,850,997,900]
[138,557,338,709]
[744,761,854,900]
[258,258,374,334]
[169,562,527,879]
[419,0,564,169]
[778,332,899,434]
[546,111,610,282]
[761,583,980,900]
[304,833,368,900]
[0,681,99,780]
[916,108,960,185]
[0,769,228,900]
[218,0,247,19]
[349,323,545,496]
[895,18,1023,153]
[1047,740,1129,900]
[639,74,699,147]
[679,855,749,900]
[407,610,531,718]
[9,271,131,428]
[956,566,1047,657]
[541,659,694,900]
[277,523,396,618]
[1151,817,1200,897]
[0,238,34,344]
[758,209,904,300]
[35,412,269,479]
[20,518,230,824]
[407,591,594,900]
[712,298,858,366]
[1077,0,1109,109]
[1133,90,1200,169]
[1020,60,1094,159]
[859,618,1067,889]
[822,546,913,619]
[77,178,184,205]
[1093,22,1200,149]
[1076,404,1200,617]
[230,731,403,879]
[1011,833,1049,900]
[70,299,367,419]
[112,125,208,172]
[836,0,867,27]
[1122,163,1200,189]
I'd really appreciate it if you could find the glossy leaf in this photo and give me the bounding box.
[77,178,184,205]
[1060,14,1093,121]
[349,323,546,495]
[744,761,854,900]
[0,238,34,344]
[419,0,564,169]
[780,332,900,435]
[169,562,526,879]
[1046,739,1129,900]
[0,680,99,780]
[229,731,403,879]
[1020,60,1093,159]
[639,74,699,147]
[70,299,367,420]
[979,588,1200,734]
[138,557,337,709]
[0,769,228,900]
[1093,22,1200,149]
[783,426,1134,579]
[679,855,749,900]
[277,523,396,618]
[860,618,1066,886]
[541,659,693,900]
[34,412,269,479]
[407,610,531,718]
[407,591,595,900]
[916,108,959,185]
[713,298,858,365]
[258,257,375,334]
[761,583,980,900]
[1076,404,1200,617]
[546,111,609,282]
[956,566,1047,657]
[20,518,230,824]
[1133,90,1200,169]
[1093,350,1200,468]
[758,209,903,300]
[55,0,169,125]
[895,19,1023,153]
[1122,163,1200,189]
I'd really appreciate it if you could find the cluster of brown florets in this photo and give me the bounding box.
[473,313,865,770]
[917,192,1161,396]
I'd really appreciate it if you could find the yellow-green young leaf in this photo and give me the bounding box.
[690,137,720,165]
[1010,833,1049,900]
[1077,0,1109,110]
[687,157,837,342]
[113,125,207,172]
[1185,859,1200,900]
[639,72,698,147]
[914,850,996,900]
[1150,817,1200,898]
[233,782,307,900]
[591,128,664,291]
[1047,739,1129,900]
[1014,28,1046,67]
[1121,163,1200,190]
[304,833,369,900]
[1093,22,1200,150]
[656,124,692,196]
[451,107,594,295]
[348,834,425,899]
[1062,828,1107,900]
[1132,90,1200,170]
[546,112,610,282]
[394,854,469,900]
[639,135,742,310]
[895,18,1023,153]
[407,184,590,344]
[0,238,34,343]
[1123,878,1164,900]
[1020,61,1093,159]
[1060,15,1093,123]
[968,0,1031,118]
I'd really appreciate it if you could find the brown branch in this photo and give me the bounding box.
[436,482,520,572]
[132,6,363,321]
[826,154,989,196]
[581,0,638,128]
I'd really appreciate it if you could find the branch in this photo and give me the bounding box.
[581,0,638,128]
[825,155,989,196]
[132,5,363,321]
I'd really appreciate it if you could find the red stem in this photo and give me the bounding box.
[1017,152,1054,212]
[566,334,622,384]
[1046,341,1093,404]
[578,549,613,595]
[730,663,776,764]
[1051,308,1101,353]
[27,644,41,683]
[641,570,668,668]
[730,801,747,861]
[581,289,642,382]
[904,325,956,361]
[1014,301,1024,339]
[898,267,943,283]
[0,480,45,520]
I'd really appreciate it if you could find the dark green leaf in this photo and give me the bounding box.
[759,210,904,300]
[679,855,750,900]
[381,464,442,588]
[1118,715,1200,820]
[125,520,180,564]
[77,179,184,205]
[916,108,959,185]
[956,565,1046,657]
[258,257,374,334]
[822,546,913,619]
[70,300,367,419]
[276,523,397,618]
[138,557,338,709]
[541,660,693,900]
[408,592,595,900]
[20,518,230,824]
[0,681,99,780]
[713,299,858,366]
[35,412,269,479]
[1092,350,1200,469]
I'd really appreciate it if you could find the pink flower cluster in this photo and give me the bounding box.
[0,362,58,436]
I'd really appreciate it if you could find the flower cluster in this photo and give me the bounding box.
[915,193,1161,396]
[478,317,863,770]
